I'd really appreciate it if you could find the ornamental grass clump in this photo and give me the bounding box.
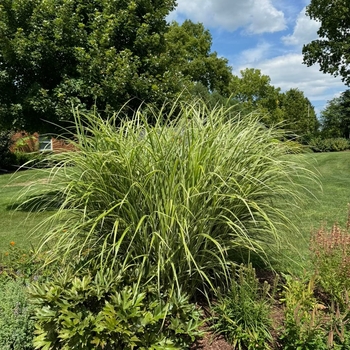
[35,100,313,296]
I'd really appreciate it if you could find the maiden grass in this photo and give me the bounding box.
[34,100,315,296]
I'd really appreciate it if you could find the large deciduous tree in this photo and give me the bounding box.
[165,20,232,97]
[229,68,284,126]
[320,90,350,139]
[282,88,318,136]
[302,0,350,85]
[0,0,176,132]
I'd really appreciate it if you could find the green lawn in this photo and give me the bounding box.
[290,151,350,234]
[0,152,349,270]
[276,151,350,273]
[0,168,53,253]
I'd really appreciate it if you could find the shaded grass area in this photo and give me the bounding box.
[0,169,53,253]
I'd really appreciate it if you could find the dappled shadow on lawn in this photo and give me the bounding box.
[7,191,64,212]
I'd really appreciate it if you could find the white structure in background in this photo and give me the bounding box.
[38,135,53,152]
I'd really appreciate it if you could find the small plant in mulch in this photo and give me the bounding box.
[210,264,276,350]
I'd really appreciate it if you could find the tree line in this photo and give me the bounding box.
[0,0,342,140]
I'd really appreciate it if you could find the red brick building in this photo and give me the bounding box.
[11,132,75,153]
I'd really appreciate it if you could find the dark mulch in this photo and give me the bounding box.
[191,331,233,350]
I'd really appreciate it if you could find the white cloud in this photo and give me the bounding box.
[169,0,345,114]
[239,42,272,65]
[282,8,320,47]
[170,0,286,34]
[235,53,346,112]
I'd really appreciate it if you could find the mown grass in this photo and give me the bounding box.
[278,151,350,273]
[0,169,52,253]
[295,151,350,231]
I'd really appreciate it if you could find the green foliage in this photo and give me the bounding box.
[310,218,350,305]
[165,20,232,97]
[228,71,318,135]
[326,300,350,349]
[303,0,350,85]
[279,275,328,350]
[30,270,203,350]
[280,274,350,349]
[14,135,38,153]
[230,68,274,106]
[0,0,177,132]
[33,101,313,296]
[211,263,273,350]
[308,137,349,152]
[0,242,54,281]
[13,152,47,168]
[280,212,350,349]
[0,242,36,278]
[229,68,285,126]
[320,90,350,139]
[0,276,35,350]
[0,130,16,170]
[282,88,319,136]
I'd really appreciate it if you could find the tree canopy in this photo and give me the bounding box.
[0,0,177,132]
[320,90,350,139]
[165,20,232,97]
[281,88,318,136]
[0,1,319,137]
[229,68,284,126]
[226,70,318,136]
[302,0,350,85]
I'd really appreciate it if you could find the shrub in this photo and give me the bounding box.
[279,275,328,350]
[13,135,38,153]
[32,100,315,296]
[279,274,350,350]
[13,152,45,168]
[0,276,35,350]
[308,137,350,152]
[310,206,350,299]
[0,130,16,170]
[30,269,203,350]
[310,223,350,304]
[211,263,274,350]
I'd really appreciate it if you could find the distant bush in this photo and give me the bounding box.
[308,137,350,152]
[13,152,43,168]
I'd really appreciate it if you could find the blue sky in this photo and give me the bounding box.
[168,0,347,115]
